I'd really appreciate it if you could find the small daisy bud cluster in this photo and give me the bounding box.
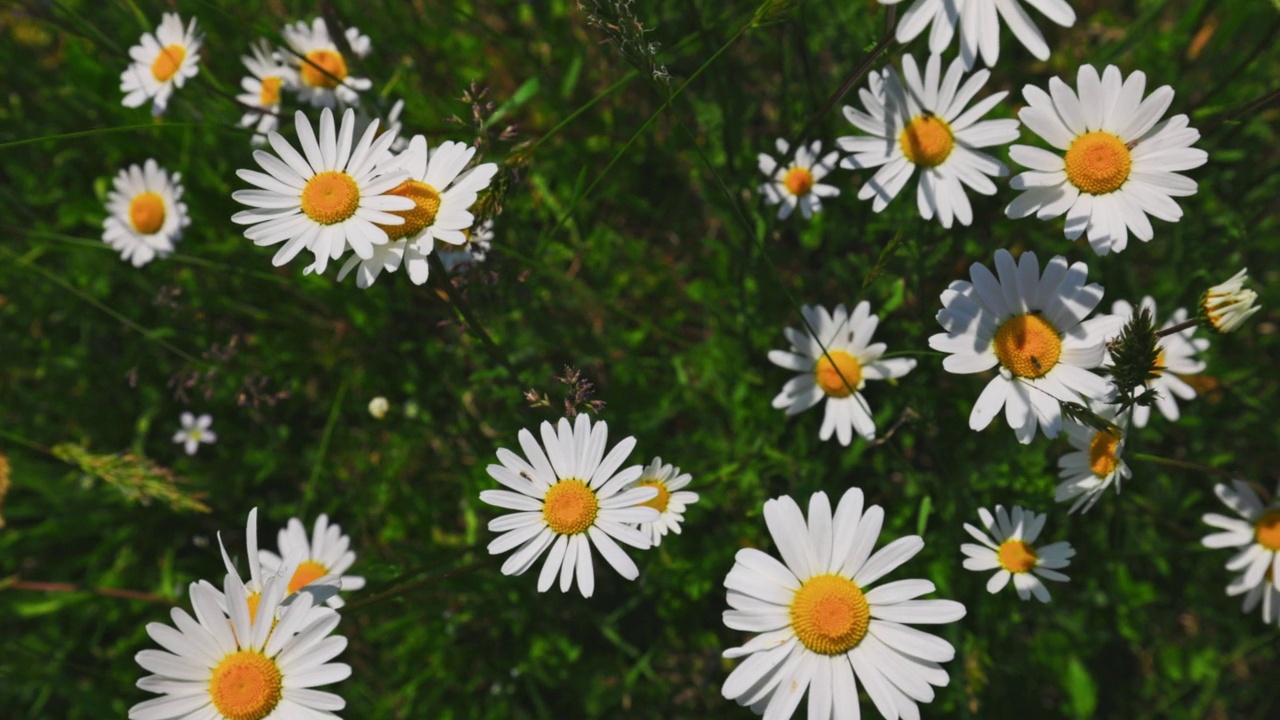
[1200,268,1261,334]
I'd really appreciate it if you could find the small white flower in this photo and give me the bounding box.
[172,412,216,456]
[881,0,1077,69]
[625,457,698,547]
[1104,297,1209,427]
[1055,407,1131,513]
[259,514,367,608]
[757,138,840,220]
[438,219,495,273]
[962,505,1074,602]
[1201,268,1261,334]
[281,18,372,108]
[236,39,297,145]
[368,396,389,419]
[120,12,202,116]
[102,160,190,268]
[1202,480,1280,592]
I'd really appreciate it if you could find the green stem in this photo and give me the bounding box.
[0,123,197,151]
[1131,453,1238,479]
[341,556,497,612]
[526,71,639,154]
[791,5,897,146]
[428,255,524,384]
[298,377,350,518]
[1155,317,1201,337]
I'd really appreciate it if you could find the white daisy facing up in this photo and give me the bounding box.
[1202,480,1280,592]
[961,505,1074,602]
[128,571,350,720]
[438,219,495,273]
[281,17,372,108]
[1105,296,1209,427]
[172,412,216,456]
[721,488,967,720]
[336,134,499,288]
[480,414,661,598]
[625,457,699,547]
[769,302,917,446]
[1006,64,1208,256]
[928,248,1115,444]
[1055,407,1131,514]
[231,107,414,275]
[120,12,202,116]
[259,514,367,608]
[881,0,1076,69]
[236,39,298,146]
[1227,568,1280,627]
[837,53,1020,228]
[103,159,190,268]
[757,138,840,220]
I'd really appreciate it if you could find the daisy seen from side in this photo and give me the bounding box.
[480,414,661,598]
[1006,64,1208,255]
[1105,296,1209,427]
[625,457,699,547]
[281,18,372,108]
[757,138,840,221]
[237,39,298,145]
[103,159,190,268]
[120,12,202,116]
[258,514,366,608]
[962,505,1074,602]
[1055,406,1131,514]
[837,53,1020,228]
[721,488,967,720]
[1201,480,1280,592]
[1201,268,1261,334]
[172,412,216,456]
[881,0,1076,69]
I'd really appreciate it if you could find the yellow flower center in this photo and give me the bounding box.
[813,350,863,398]
[997,539,1038,574]
[301,49,348,89]
[151,44,186,82]
[542,480,598,535]
[375,180,441,240]
[1255,510,1280,552]
[259,76,282,107]
[993,313,1062,379]
[128,192,166,235]
[783,167,815,196]
[899,114,954,167]
[636,480,671,513]
[1088,430,1121,478]
[209,651,283,720]
[300,171,360,225]
[1064,131,1132,195]
[1151,349,1167,378]
[789,574,870,655]
[287,560,330,595]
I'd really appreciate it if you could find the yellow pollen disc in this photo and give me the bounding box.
[993,313,1062,379]
[209,651,283,720]
[636,480,671,513]
[789,574,870,655]
[288,560,330,595]
[1151,349,1167,378]
[259,76,282,107]
[542,479,598,535]
[783,167,815,196]
[151,44,186,82]
[300,171,360,225]
[997,539,1038,574]
[1088,430,1121,478]
[301,49,348,89]
[1255,511,1280,552]
[813,350,863,398]
[1064,131,1132,195]
[899,114,954,167]
[128,192,166,235]
[375,180,441,240]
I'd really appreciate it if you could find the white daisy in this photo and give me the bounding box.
[757,138,840,220]
[1006,64,1208,255]
[1201,480,1280,592]
[103,159,190,268]
[769,302,917,446]
[172,412,216,456]
[438,219,495,273]
[336,135,499,288]
[1105,296,1209,427]
[258,514,367,608]
[1055,407,1131,513]
[928,248,1115,444]
[625,457,699,547]
[281,18,372,108]
[1227,568,1280,626]
[231,107,414,275]
[128,571,350,720]
[721,488,966,720]
[837,53,1020,228]
[961,505,1074,602]
[883,0,1077,69]
[120,12,202,116]
[480,414,661,598]
[236,39,298,146]
[1201,268,1261,334]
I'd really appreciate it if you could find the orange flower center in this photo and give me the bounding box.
[1064,131,1132,195]
[1255,510,1280,551]
[899,114,954,167]
[301,49,347,89]
[151,44,186,82]
[997,539,1038,573]
[789,574,870,655]
[287,560,330,595]
[300,171,360,225]
[1088,430,1121,478]
[259,76,282,107]
[375,180,441,240]
[993,313,1062,379]
[1151,349,1167,378]
[636,480,671,513]
[542,480,598,535]
[813,350,863,398]
[783,167,815,196]
[128,192,166,235]
[209,651,283,720]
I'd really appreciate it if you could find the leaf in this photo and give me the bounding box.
[1064,656,1098,718]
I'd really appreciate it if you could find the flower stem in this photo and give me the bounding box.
[341,556,498,612]
[1155,317,1201,337]
[1130,452,1238,479]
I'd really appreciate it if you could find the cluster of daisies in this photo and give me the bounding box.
[104,12,497,281]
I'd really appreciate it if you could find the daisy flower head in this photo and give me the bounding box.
[172,412,216,456]
[1055,406,1130,513]
[103,159,190,268]
[721,487,966,720]
[480,414,661,598]
[625,457,699,547]
[837,53,1020,228]
[1202,480,1280,592]
[883,0,1076,69]
[231,107,415,275]
[282,17,372,108]
[1006,65,1208,256]
[438,219,494,273]
[928,248,1115,444]
[120,12,202,116]
[962,505,1074,602]
[336,134,499,288]
[769,302,917,446]
[237,39,298,145]
[129,570,350,720]
[1106,296,1209,427]
[1227,568,1280,626]
[1201,268,1261,334]
[757,138,840,220]
[258,514,366,608]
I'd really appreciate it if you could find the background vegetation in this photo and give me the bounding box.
[1,0,1277,717]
